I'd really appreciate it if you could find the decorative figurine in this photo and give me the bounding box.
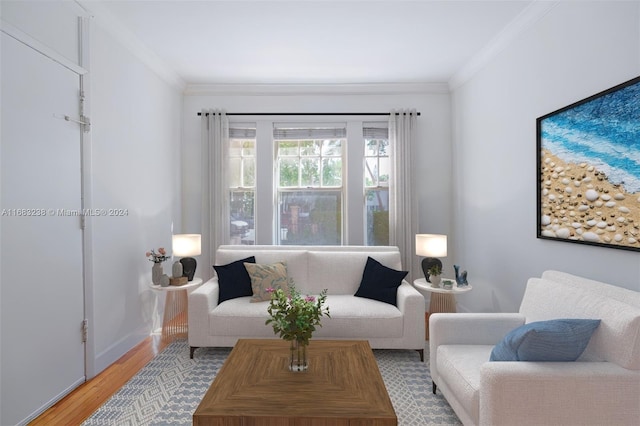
[454,265,469,286]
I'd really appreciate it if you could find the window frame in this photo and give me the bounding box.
[363,124,390,246]
[228,129,257,245]
[274,128,346,245]
[227,118,390,246]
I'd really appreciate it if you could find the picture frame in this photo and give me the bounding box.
[536,76,640,252]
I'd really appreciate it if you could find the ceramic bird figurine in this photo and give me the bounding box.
[454,265,469,286]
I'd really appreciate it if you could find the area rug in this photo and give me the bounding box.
[82,339,461,426]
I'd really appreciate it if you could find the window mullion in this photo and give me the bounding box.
[346,121,364,245]
[255,120,274,244]
[297,141,302,187]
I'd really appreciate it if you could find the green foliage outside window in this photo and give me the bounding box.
[278,139,342,188]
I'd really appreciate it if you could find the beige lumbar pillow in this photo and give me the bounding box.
[244,261,292,302]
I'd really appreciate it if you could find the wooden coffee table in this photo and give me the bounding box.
[193,339,397,426]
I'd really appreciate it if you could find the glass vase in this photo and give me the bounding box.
[289,340,308,372]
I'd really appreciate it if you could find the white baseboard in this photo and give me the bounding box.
[93,329,149,375]
[17,376,85,426]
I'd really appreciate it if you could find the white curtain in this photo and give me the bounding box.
[389,109,418,280]
[201,109,230,272]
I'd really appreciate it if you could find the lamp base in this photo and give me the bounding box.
[180,257,197,281]
[421,257,442,283]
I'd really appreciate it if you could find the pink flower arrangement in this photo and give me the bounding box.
[146,247,169,263]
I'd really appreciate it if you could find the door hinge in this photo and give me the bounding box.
[82,319,88,343]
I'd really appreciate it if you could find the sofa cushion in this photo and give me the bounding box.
[209,294,403,338]
[213,256,255,303]
[354,256,408,306]
[307,250,403,294]
[244,261,292,302]
[490,319,601,362]
[315,295,403,338]
[541,270,640,308]
[210,297,274,337]
[216,247,309,293]
[520,278,640,369]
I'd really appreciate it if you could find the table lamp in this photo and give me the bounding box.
[172,234,201,281]
[415,234,447,283]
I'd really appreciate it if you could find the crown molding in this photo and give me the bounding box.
[184,82,449,96]
[77,0,186,91]
[448,1,559,91]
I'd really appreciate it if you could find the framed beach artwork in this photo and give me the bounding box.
[537,76,640,252]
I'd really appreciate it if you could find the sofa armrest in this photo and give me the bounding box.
[187,278,220,346]
[430,313,526,346]
[396,280,424,314]
[480,362,640,426]
[429,313,525,386]
[396,281,426,351]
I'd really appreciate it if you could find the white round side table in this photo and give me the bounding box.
[149,277,203,341]
[413,278,473,340]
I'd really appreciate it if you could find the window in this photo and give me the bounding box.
[364,125,390,246]
[274,126,345,245]
[224,120,391,246]
[228,127,256,245]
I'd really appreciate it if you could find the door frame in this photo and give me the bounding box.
[78,14,96,380]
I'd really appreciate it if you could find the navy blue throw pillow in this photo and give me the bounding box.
[213,256,256,304]
[354,256,408,306]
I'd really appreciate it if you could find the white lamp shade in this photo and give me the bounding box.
[172,234,201,257]
[415,234,447,257]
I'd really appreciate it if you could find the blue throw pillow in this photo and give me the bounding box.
[490,318,601,362]
[213,256,256,303]
[354,257,408,306]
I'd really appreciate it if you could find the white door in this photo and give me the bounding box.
[1,33,85,425]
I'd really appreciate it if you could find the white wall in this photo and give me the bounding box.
[451,1,640,313]
[182,86,452,282]
[1,1,183,421]
[88,19,183,373]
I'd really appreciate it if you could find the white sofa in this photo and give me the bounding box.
[430,270,640,426]
[189,245,425,359]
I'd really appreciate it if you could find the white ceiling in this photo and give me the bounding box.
[88,0,533,86]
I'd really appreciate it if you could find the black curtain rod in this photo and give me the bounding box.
[197,112,420,117]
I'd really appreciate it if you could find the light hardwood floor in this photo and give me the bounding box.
[30,335,169,426]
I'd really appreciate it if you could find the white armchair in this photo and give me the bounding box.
[429,270,640,426]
